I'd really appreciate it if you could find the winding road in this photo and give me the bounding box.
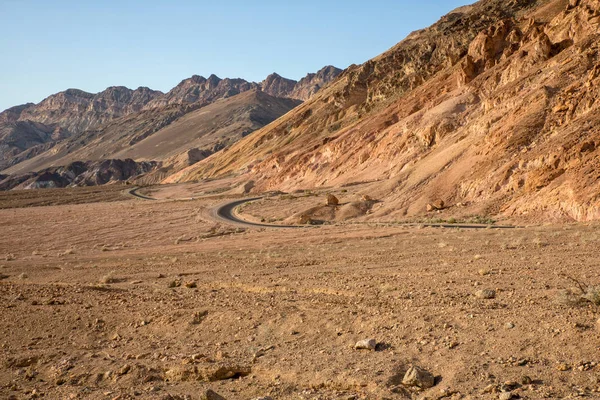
[128,186,516,229]
[212,197,303,229]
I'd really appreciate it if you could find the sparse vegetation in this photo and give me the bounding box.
[100,271,119,284]
[558,274,600,308]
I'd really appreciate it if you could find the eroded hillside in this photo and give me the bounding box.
[172,0,600,222]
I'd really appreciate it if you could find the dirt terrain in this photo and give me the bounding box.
[1,183,599,400]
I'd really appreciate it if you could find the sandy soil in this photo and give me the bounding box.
[1,183,599,400]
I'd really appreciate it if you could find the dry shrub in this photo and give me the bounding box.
[558,274,600,307]
[100,271,119,284]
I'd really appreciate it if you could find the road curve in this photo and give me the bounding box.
[213,197,303,229]
[127,187,157,201]
[127,186,517,230]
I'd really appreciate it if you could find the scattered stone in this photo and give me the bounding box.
[200,389,226,400]
[252,397,273,400]
[596,318,600,331]
[191,310,208,325]
[185,281,197,288]
[499,392,513,400]
[362,195,373,201]
[483,384,499,394]
[521,375,533,385]
[118,365,131,375]
[168,280,181,288]
[0,274,9,280]
[326,194,339,206]
[557,363,571,371]
[18,273,28,280]
[402,365,435,389]
[475,289,496,299]
[504,322,515,329]
[354,338,377,351]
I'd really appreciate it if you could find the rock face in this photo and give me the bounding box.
[176,0,600,222]
[290,66,343,100]
[261,66,343,101]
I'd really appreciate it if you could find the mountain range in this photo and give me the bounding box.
[2,0,600,222]
[0,66,341,187]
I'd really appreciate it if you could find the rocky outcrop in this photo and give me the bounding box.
[261,73,298,98]
[19,86,163,134]
[0,159,159,190]
[0,121,56,170]
[261,67,343,100]
[290,66,343,100]
[144,75,258,109]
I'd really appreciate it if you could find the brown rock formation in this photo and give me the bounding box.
[173,0,600,222]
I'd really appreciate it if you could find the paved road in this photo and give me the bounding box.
[127,187,157,201]
[213,197,303,229]
[127,186,516,230]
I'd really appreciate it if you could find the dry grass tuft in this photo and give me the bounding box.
[558,274,600,307]
[100,271,119,284]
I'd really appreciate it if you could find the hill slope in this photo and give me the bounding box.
[171,0,600,222]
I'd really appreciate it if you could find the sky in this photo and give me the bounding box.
[0,0,470,112]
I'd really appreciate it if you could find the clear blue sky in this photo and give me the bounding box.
[0,0,470,112]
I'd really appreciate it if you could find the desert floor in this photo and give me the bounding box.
[1,183,599,400]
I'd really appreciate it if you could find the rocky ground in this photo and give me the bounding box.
[1,183,600,400]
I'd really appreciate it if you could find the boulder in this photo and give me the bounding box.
[326,194,339,206]
[427,199,445,211]
[201,389,226,400]
[402,365,435,389]
[354,338,377,351]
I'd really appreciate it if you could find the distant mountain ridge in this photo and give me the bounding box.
[0,66,341,184]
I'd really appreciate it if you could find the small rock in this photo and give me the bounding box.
[168,280,181,288]
[483,384,499,394]
[326,194,339,206]
[184,281,197,288]
[362,195,373,202]
[504,322,515,329]
[200,390,226,400]
[475,289,496,299]
[499,392,513,400]
[118,364,131,375]
[521,375,533,385]
[557,363,571,371]
[354,338,377,351]
[402,365,435,389]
